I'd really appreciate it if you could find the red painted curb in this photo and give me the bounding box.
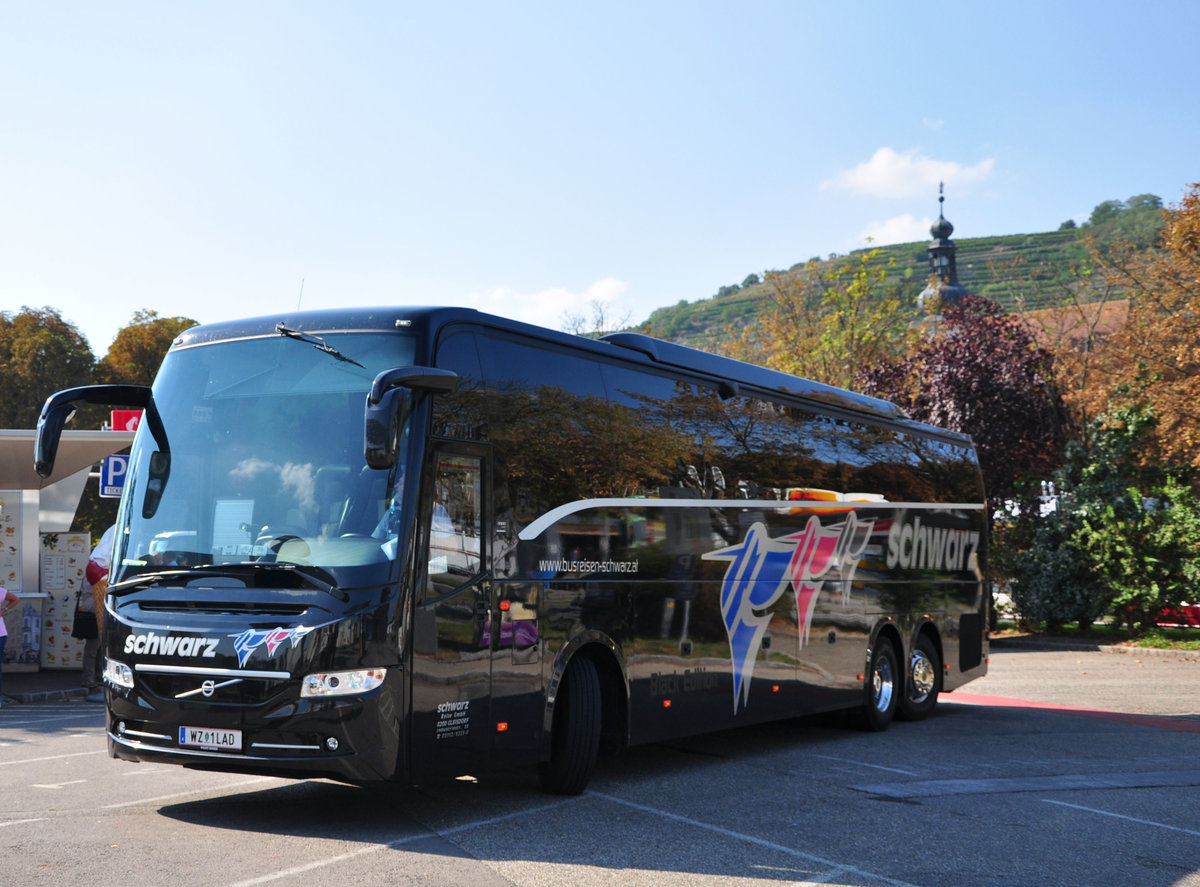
[944,692,1200,734]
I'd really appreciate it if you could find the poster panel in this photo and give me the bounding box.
[39,532,92,670]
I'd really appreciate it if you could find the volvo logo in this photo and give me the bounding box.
[176,677,243,700]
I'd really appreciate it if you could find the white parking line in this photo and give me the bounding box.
[592,791,922,887]
[226,797,575,886]
[813,754,919,776]
[0,712,104,728]
[853,769,1200,798]
[1042,799,1200,837]
[225,788,921,887]
[0,750,105,767]
[102,776,284,809]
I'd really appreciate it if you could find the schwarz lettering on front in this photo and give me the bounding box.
[35,306,988,795]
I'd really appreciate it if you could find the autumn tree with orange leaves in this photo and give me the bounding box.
[1077,183,1200,471]
[94,309,199,386]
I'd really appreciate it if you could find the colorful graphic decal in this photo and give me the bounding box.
[231,627,312,667]
[703,513,874,713]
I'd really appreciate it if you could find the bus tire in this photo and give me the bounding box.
[538,656,601,795]
[898,634,940,721]
[862,636,899,732]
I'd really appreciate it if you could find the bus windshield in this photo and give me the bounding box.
[111,330,417,590]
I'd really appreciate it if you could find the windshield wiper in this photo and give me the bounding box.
[276,322,364,368]
[111,563,350,601]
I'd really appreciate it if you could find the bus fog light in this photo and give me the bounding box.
[325,737,339,752]
[301,668,386,698]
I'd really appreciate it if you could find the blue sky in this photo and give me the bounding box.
[2,2,1197,355]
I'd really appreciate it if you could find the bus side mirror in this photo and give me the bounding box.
[35,384,153,478]
[34,399,77,478]
[142,451,171,519]
[363,367,459,470]
[365,387,408,470]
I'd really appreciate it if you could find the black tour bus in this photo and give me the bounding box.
[35,306,987,794]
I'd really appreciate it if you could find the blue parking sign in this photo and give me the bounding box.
[101,454,129,498]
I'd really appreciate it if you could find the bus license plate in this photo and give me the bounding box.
[179,726,242,751]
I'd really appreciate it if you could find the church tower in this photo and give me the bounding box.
[918,183,969,313]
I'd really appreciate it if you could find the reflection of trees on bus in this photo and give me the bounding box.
[433,352,982,533]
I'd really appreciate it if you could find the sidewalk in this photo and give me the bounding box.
[991,634,1200,660]
[1,668,100,705]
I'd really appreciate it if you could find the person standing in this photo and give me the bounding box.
[83,526,115,703]
[0,585,20,707]
[86,525,115,640]
[77,579,102,696]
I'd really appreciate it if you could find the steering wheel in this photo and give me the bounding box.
[255,529,310,562]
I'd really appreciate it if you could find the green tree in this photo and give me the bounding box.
[73,311,198,538]
[0,307,95,428]
[1125,193,1163,213]
[95,310,199,386]
[724,249,916,390]
[1088,199,1125,227]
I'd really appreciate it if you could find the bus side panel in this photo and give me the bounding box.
[623,575,798,747]
[489,579,547,767]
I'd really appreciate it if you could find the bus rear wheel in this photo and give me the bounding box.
[538,656,601,795]
[862,637,899,732]
[898,634,940,721]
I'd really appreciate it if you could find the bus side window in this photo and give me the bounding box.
[428,454,482,583]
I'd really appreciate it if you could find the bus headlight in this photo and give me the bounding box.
[104,658,134,690]
[301,668,386,698]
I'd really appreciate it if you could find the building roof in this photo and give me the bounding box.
[0,429,135,490]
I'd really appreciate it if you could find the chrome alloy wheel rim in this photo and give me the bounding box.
[909,649,936,703]
[873,652,895,712]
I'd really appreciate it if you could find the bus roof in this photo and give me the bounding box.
[172,305,933,429]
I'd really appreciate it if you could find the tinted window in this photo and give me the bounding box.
[476,335,614,531]
[432,330,487,441]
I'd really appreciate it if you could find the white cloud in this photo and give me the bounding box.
[823,147,995,199]
[461,277,631,332]
[857,214,934,247]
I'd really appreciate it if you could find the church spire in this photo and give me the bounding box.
[918,182,968,314]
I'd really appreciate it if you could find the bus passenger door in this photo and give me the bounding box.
[409,445,494,779]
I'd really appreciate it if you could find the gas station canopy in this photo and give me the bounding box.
[0,429,136,490]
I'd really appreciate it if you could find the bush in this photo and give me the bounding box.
[1013,407,1200,633]
[1092,479,1200,632]
[1012,513,1105,632]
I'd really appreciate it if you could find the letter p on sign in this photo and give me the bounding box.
[101,454,129,498]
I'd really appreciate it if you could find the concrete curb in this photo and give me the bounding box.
[991,635,1200,661]
[3,686,91,705]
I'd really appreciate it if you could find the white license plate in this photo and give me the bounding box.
[179,726,242,751]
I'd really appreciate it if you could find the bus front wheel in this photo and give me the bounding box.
[862,637,899,731]
[538,656,601,795]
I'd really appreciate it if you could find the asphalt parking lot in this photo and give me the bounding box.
[3,643,1200,887]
